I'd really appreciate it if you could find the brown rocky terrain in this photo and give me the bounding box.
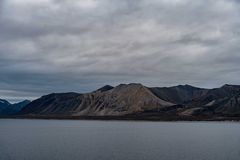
[13,83,240,120]
[20,84,173,116]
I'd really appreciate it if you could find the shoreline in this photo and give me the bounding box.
[1,115,240,122]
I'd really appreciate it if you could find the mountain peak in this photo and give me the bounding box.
[173,84,200,90]
[14,100,31,105]
[0,99,11,105]
[116,83,143,88]
[222,84,240,88]
[0,99,30,115]
[4,83,240,119]
[96,85,114,92]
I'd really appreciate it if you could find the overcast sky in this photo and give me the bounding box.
[0,0,240,103]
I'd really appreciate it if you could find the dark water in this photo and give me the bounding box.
[0,119,240,160]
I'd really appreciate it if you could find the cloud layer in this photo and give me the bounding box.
[0,0,240,102]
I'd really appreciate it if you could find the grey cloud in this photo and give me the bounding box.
[0,0,240,102]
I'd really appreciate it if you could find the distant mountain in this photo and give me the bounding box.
[149,84,208,104]
[0,99,30,115]
[96,85,114,92]
[0,99,11,114]
[150,84,240,116]
[20,84,173,116]
[185,84,240,116]
[20,92,81,115]
[2,83,239,120]
[17,83,240,120]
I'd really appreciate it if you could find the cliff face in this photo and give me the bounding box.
[19,83,240,118]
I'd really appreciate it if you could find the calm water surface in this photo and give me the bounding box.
[0,119,240,160]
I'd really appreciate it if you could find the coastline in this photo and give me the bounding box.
[1,115,240,122]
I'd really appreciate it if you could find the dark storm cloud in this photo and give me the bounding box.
[0,0,240,102]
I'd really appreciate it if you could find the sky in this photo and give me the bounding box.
[0,0,240,103]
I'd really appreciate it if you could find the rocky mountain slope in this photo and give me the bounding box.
[17,83,240,119]
[149,84,208,104]
[20,84,173,116]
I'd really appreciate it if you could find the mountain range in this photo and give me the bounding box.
[0,99,30,115]
[1,83,240,120]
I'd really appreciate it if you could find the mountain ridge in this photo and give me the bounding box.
[1,83,240,120]
[0,99,31,115]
